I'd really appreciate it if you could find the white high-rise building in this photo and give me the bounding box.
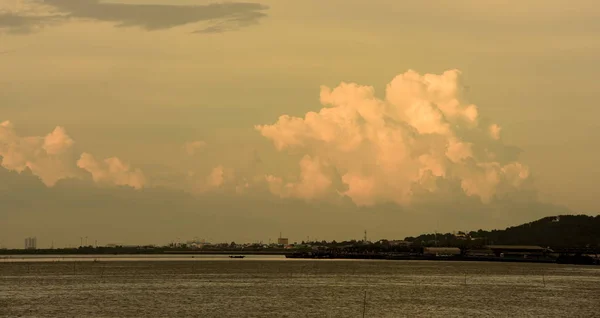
[25,237,37,250]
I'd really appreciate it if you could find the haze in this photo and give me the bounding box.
[1,0,599,248]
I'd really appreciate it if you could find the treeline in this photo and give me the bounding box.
[405,215,600,248]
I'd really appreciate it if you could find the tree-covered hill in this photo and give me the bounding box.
[405,215,600,248]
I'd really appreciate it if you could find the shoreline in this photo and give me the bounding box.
[0,252,597,266]
[0,250,290,256]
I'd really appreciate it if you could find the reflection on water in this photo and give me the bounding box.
[1,258,599,317]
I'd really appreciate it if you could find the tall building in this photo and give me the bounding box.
[277,237,289,245]
[277,232,289,245]
[25,237,37,250]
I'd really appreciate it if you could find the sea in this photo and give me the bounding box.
[1,255,599,317]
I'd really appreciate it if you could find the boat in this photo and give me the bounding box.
[229,255,245,259]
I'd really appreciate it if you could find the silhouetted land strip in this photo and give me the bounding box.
[0,248,289,255]
[285,252,557,263]
[3,215,598,265]
[2,247,598,265]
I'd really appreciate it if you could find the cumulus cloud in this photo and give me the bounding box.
[265,155,332,200]
[0,120,145,189]
[77,153,146,189]
[489,124,501,140]
[206,165,225,188]
[256,69,530,206]
[0,0,268,34]
[183,164,239,194]
[0,120,78,186]
[43,126,74,155]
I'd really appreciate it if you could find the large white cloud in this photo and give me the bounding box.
[0,120,146,189]
[256,69,530,206]
[0,120,78,186]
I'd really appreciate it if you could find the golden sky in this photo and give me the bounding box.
[1,0,598,247]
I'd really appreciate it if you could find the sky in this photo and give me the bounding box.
[1,0,599,248]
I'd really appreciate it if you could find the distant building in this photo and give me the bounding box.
[277,237,289,245]
[485,245,550,258]
[423,247,461,256]
[277,232,289,245]
[25,237,37,250]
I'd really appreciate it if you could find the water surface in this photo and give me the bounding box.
[1,257,599,317]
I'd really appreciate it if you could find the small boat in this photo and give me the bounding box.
[229,255,245,259]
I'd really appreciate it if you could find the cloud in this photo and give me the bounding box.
[0,120,79,185]
[43,126,74,155]
[77,153,146,189]
[192,9,265,34]
[0,120,144,189]
[0,1,64,34]
[0,126,231,194]
[265,155,332,200]
[183,141,206,156]
[186,165,236,194]
[0,163,574,248]
[0,12,62,34]
[489,124,501,140]
[256,69,531,206]
[206,165,225,188]
[0,0,268,34]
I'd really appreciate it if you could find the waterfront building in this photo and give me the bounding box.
[423,247,461,256]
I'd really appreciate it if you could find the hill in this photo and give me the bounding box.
[405,214,600,248]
